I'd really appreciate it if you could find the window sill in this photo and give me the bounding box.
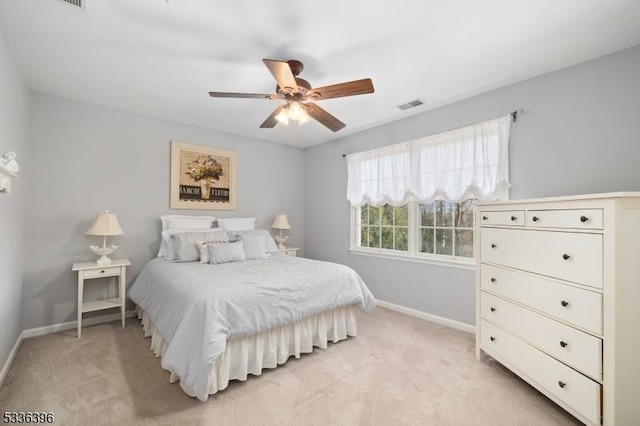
[348,248,476,271]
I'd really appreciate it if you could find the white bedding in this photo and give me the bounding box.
[128,254,376,401]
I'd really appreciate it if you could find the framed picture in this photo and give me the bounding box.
[170,140,236,210]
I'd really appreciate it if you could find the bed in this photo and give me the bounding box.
[128,218,376,401]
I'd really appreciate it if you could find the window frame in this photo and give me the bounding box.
[350,200,477,270]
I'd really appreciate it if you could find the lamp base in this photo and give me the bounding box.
[274,235,288,250]
[90,245,118,265]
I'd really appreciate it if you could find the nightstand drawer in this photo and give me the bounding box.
[83,266,121,278]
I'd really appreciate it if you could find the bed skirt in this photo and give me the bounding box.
[134,305,359,399]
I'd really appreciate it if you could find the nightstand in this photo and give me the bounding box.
[279,247,299,257]
[72,258,131,338]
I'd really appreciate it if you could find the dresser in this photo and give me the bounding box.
[476,193,640,426]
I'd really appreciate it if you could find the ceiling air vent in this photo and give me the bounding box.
[398,99,424,111]
[57,0,85,9]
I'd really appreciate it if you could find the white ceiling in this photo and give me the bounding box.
[1,0,640,148]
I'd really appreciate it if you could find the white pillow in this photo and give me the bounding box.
[198,237,231,264]
[208,241,246,264]
[217,217,256,232]
[161,229,227,260]
[228,229,279,253]
[240,234,269,260]
[173,229,229,262]
[158,215,216,257]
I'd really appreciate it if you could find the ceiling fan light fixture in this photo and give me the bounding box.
[275,107,290,125]
[288,101,305,120]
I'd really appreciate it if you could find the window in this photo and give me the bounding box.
[359,204,409,251]
[418,200,474,258]
[353,200,475,266]
[347,115,510,268]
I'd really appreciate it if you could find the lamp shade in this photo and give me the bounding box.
[86,211,124,236]
[271,213,291,230]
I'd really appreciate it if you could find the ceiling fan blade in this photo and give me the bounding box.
[260,105,286,128]
[305,78,374,101]
[304,103,346,132]
[209,92,278,100]
[263,59,299,93]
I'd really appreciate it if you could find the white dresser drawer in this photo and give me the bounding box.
[82,266,122,278]
[527,209,603,230]
[481,228,603,288]
[481,292,602,380]
[480,320,601,426]
[480,264,602,334]
[479,210,525,226]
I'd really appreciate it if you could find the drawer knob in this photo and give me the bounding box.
[490,277,497,283]
[562,254,571,260]
[100,270,105,274]
[560,341,568,348]
[510,216,517,221]
[558,381,566,389]
[491,243,497,249]
[561,300,569,307]
[532,216,539,222]
[580,215,589,223]
[482,215,488,221]
[490,307,496,312]
[490,336,496,342]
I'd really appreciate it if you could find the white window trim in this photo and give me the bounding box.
[349,201,477,270]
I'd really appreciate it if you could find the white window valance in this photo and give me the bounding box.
[346,115,511,207]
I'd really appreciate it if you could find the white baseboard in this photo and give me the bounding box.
[22,310,136,339]
[376,299,476,334]
[1,310,137,387]
[0,330,25,388]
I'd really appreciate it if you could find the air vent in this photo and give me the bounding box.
[57,0,85,9]
[397,99,424,111]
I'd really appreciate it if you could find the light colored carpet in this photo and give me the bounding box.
[0,307,582,426]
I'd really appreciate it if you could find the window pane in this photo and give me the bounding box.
[455,229,474,258]
[435,228,453,255]
[395,205,408,226]
[435,201,453,227]
[360,226,368,247]
[455,200,474,228]
[381,227,394,249]
[368,227,380,248]
[369,206,380,225]
[420,203,434,226]
[420,228,434,253]
[395,227,408,251]
[382,205,394,226]
[360,205,368,225]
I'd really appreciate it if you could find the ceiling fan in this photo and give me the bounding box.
[208,59,375,132]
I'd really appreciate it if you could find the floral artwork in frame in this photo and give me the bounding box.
[170,140,237,210]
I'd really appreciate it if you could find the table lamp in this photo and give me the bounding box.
[85,211,124,265]
[271,213,291,249]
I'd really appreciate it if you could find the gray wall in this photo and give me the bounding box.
[304,45,640,326]
[23,93,305,329]
[0,29,29,370]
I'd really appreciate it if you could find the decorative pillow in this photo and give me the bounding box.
[216,217,256,232]
[208,241,246,264]
[157,215,216,257]
[228,229,279,253]
[166,229,229,261]
[239,234,268,260]
[198,237,230,264]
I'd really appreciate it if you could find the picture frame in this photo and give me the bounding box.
[170,140,237,210]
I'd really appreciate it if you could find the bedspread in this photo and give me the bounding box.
[128,254,376,401]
